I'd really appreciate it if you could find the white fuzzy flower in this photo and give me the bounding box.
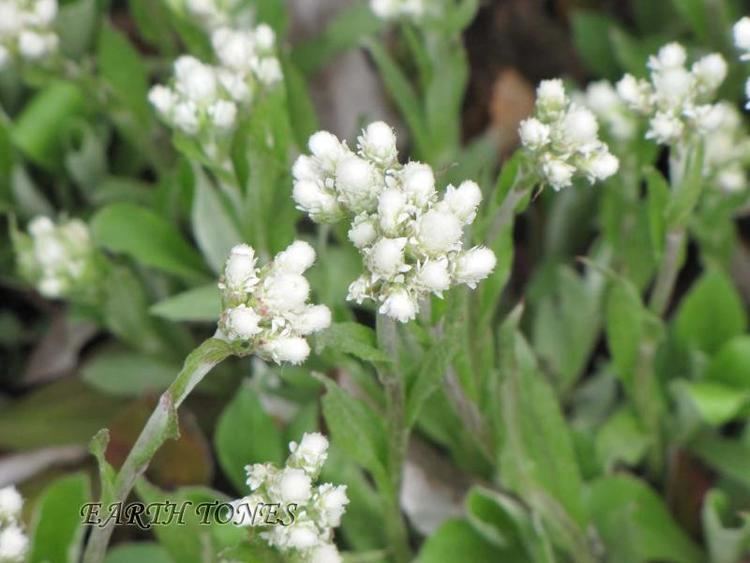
[284,521,320,550]
[358,121,398,167]
[148,85,176,116]
[562,106,599,147]
[224,305,262,339]
[649,42,687,71]
[261,336,311,365]
[584,152,619,182]
[262,274,310,313]
[208,100,237,129]
[294,305,332,336]
[223,244,258,292]
[377,188,408,234]
[254,57,283,86]
[293,181,342,222]
[519,118,551,150]
[442,181,482,224]
[0,488,23,522]
[369,237,408,278]
[175,56,217,102]
[274,241,316,275]
[379,289,418,322]
[400,162,435,206]
[348,217,378,249]
[536,79,567,116]
[310,544,343,563]
[692,54,727,92]
[289,432,329,475]
[316,484,349,527]
[455,247,497,288]
[309,131,346,172]
[246,463,274,491]
[254,24,276,52]
[336,155,378,212]
[542,158,575,190]
[417,259,451,295]
[347,276,370,304]
[734,17,750,58]
[0,524,27,562]
[417,210,463,255]
[647,112,684,144]
[274,468,313,504]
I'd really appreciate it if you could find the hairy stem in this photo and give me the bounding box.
[648,228,686,317]
[375,314,411,563]
[82,339,232,563]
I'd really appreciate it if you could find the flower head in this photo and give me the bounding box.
[294,122,496,322]
[615,42,727,146]
[0,0,58,70]
[232,433,347,562]
[520,80,619,190]
[734,17,750,60]
[217,242,330,365]
[14,216,100,301]
[0,486,27,563]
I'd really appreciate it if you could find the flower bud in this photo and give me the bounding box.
[379,289,418,323]
[735,17,750,57]
[261,336,311,365]
[263,274,310,312]
[289,432,329,474]
[417,259,451,294]
[310,544,343,563]
[175,56,217,102]
[317,484,349,527]
[646,112,684,144]
[542,158,575,190]
[335,155,378,212]
[455,247,496,288]
[208,100,237,129]
[309,131,345,172]
[585,152,619,182]
[368,237,407,278]
[224,244,258,291]
[285,521,319,550]
[562,106,599,147]
[358,121,397,166]
[0,487,23,522]
[536,79,567,114]
[519,118,551,150]
[417,209,462,255]
[443,180,482,224]
[274,241,316,274]
[149,85,176,116]
[275,468,312,504]
[294,305,332,336]
[400,162,435,206]
[692,54,727,92]
[649,42,686,71]
[225,305,262,339]
[377,188,407,234]
[348,218,378,249]
[254,24,276,52]
[0,524,28,562]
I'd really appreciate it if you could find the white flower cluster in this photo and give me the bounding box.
[293,121,497,323]
[703,102,750,192]
[734,17,750,109]
[0,486,27,563]
[0,0,58,69]
[616,42,728,145]
[370,0,427,21]
[148,25,281,143]
[519,79,620,191]
[16,216,96,299]
[179,0,253,32]
[217,242,331,365]
[231,433,348,563]
[579,81,637,142]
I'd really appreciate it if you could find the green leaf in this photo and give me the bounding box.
[28,473,90,563]
[645,167,669,261]
[318,377,388,486]
[190,166,242,273]
[691,434,750,490]
[609,28,662,78]
[11,81,87,169]
[587,475,703,563]
[281,55,319,149]
[702,489,750,563]
[595,407,650,470]
[56,0,99,57]
[416,519,506,562]
[665,142,705,229]
[366,40,429,158]
[571,12,620,79]
[706,336,750,388]
[0,379,123,450]
[97,23,151,125]
[316,322,391,364]
[214,383,284,493]
[670,0,709,42]
[499,327,589,554]
[605,277,647,384]
[405,338,454,427]
[105,543,174,563]
[91,203,208,282]
[82,349,178,397]
[150,284,221,322]
[676,381,749,426]
[674,269,747,356]
[291,4,383,74]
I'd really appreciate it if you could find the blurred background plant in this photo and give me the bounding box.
[1,0,750,562]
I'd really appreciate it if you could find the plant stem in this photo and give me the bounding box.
[82,339,232,563]
[375,314,411,563]
[648,228,686,317]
